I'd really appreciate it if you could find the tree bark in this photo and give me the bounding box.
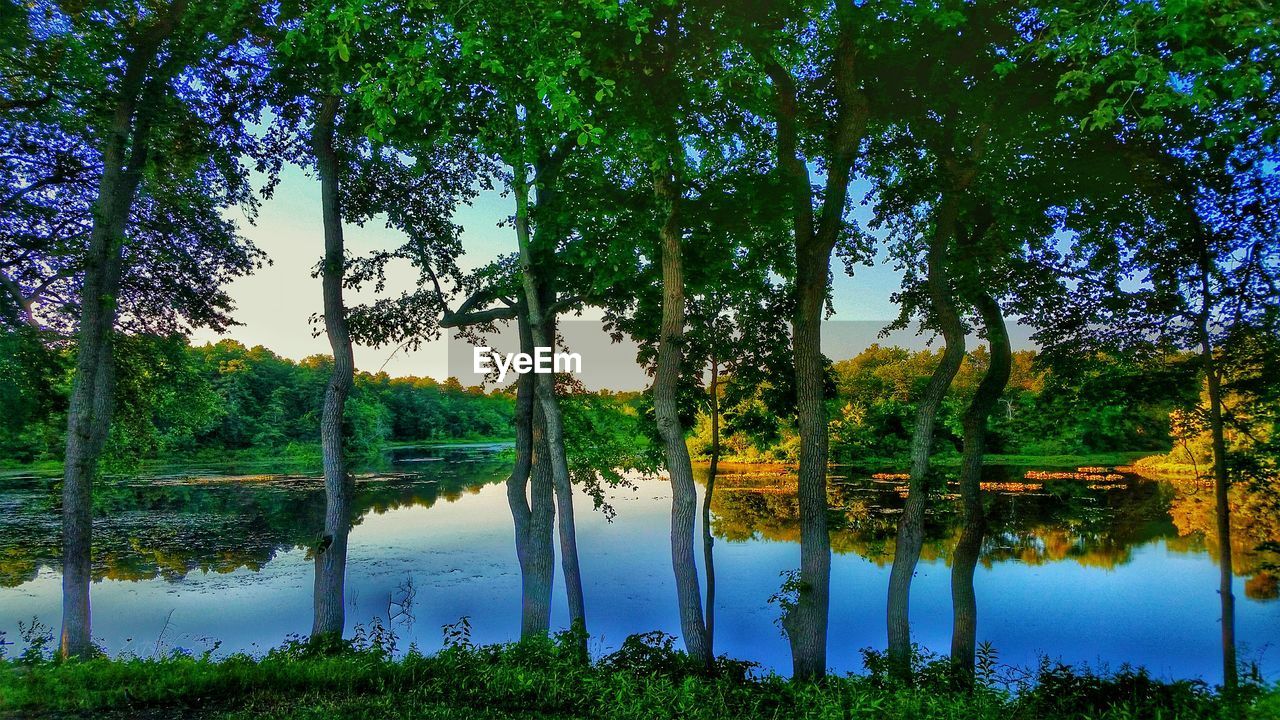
[311,94,355,641]
[652,165,711,666]
[950,290,1010,685]
[1198,261,1237,693]
[754,20,865,677]
[886,191,967,682]
[702,357,720,651]
[59,6,182,657]
[785,243,834,680]
[512,161,586,653]
[509,305,555,639]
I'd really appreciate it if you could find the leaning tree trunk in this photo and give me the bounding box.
[509,306,556,639]
[59,32,172,658]
[512,161,586,653]
[652,167,711,666]
[702,357,720,651]
[886,192,967,682]
[950,291,1010,686]
[1197,263,1237,693]
[311,94,355,641]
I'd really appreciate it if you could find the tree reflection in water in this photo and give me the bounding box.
[703,465,1279,595]
[1,456,1274,624]
[0,446,510,587]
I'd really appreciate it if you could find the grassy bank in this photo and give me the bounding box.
[695,450,1156,472]
[932,450,1153,469]
[1,634,1275,719]
[1129,451,1205,478]
[0,437,516,481]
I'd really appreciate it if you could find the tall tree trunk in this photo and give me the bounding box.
[702,357,720,651]
[950,291,1010,686]
[755,20,864,678]
[785,243,833,680]
[311,94,355,641]
[512,161,586,653]
[509,306,555,639]
[886,192,966,682]
[59,14,178,656]
[652,166,710,665]
[1198,262,1237,693]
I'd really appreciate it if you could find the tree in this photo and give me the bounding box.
[1036,1,1280,692]
[856,1,1094,680]
[707,0,871,678]
[363,0,630,649]
[13,0,273,658]
[594,0,714,665]
[282,0,491,641]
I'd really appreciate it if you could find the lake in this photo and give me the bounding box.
[1,444,1277,683]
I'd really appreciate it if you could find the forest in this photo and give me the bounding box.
[0,333,516,465]
[2,332,1199,469]
[1,0,1278,718]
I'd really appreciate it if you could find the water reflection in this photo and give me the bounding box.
[699,466,1280,586]
[0,445,510,587]
[0,454,1276,680]
[949,512,984,681]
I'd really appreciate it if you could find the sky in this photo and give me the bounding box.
[190,166,1023,389]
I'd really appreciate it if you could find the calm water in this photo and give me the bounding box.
[1,444,1277,682]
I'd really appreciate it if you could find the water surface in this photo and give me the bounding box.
[0,445,1276,682]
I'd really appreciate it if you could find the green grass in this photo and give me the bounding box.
[0,458,62,477]
[1,633,1274,720]
[710,450,1158,471]
[382,436,515,449]
[0,436,517,482]
[931,450,1155,469]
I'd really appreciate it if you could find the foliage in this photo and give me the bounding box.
[0,635,1273,719]
[0,0,272,335]
[560,386,657,519]
[692,345,1200,464]
[0,335,515,466]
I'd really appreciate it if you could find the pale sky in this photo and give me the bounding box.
[191,167,950,386]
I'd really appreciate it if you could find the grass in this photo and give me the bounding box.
[1,631,1275,720]
[700,450,1158,472]
[933,450,1155,469]
[382,437,515,449]
[0,436,517,482]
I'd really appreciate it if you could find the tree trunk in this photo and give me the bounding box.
[512,161,586,653]
[950,291,1010,685]
[886,192,966,682]
[509,306,555,639]
[652,167,711,665]
[756,23,864,677]
[703,357,720,651]
[1204,344,1237,693]
[1198,263,1237,693]
[783,241,833,681]
[745,10,865,680]
[311,94,355,641]
[59,19,176,657]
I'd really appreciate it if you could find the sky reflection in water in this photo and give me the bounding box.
[0,445,1276,682]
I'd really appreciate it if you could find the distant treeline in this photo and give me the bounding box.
[0,330,515,465]
[691,344,1199,464]
[0,329,1202,468]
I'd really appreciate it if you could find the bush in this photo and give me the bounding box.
[2,635,1275,720]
